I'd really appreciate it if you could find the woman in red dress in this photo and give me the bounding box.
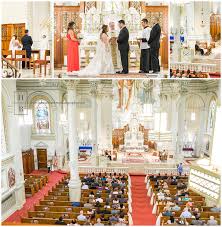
[67,21,80,73]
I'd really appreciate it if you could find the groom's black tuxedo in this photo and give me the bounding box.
[148,23,161,72]
[117,27,129,73]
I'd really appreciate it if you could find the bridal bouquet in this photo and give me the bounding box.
[77,33,84,40]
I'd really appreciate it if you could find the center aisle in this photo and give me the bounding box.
[130,175,156,225]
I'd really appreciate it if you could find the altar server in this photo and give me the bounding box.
[138,18,151,73]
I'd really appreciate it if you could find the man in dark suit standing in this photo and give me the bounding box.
[148,17,161,73]
[21,29,33,68]
[117,20,129,74]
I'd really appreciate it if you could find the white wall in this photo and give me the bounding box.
[1,80,26,221]
[1,2,28,24]
[1,1,51,49]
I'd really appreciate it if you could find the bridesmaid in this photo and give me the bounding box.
[67,21,80,73]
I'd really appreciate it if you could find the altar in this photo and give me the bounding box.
[54,1,169,69]
[122,112,148,152]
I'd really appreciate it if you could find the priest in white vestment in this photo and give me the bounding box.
[108,22,122,71]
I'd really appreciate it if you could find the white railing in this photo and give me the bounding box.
[171,62,217,73]
[79,44,140,68]
[78,166,129,174]
[144,166,190,175]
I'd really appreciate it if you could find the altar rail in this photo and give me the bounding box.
[171,62,217,73]
[144,166,190,175]
[78,166,129,174]
[79,45,140,68]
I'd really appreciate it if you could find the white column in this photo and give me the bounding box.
[104,94,113,150]
[195,108,207,157]
[210,105,221,170]
[177,97,186,161]
[66,81,81,202]
[1,109,7,154]
[97,94,102,150]
[171,95,178,156]
[56,103,65,169]
[90,81,98,156]
[8,106,26,210]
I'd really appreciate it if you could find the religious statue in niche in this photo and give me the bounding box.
[8,168,16,188]
[117,80,134,111]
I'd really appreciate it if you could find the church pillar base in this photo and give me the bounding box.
[15,183,26,210]
[68,179,81,202]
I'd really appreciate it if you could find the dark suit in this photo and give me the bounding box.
[148,23,161,72]
[21,34,33,68]
[117,27,129,73]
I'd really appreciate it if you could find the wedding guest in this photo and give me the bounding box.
[138,18,151,73]
[195,41,204,55]
[21,29,33,68]
[177,163,183,176]
[148,16,161,73]
[67,21,80,74]
[47,161,51,173]
[207,216,218,225]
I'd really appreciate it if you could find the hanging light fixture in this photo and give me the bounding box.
[200,1,205,27]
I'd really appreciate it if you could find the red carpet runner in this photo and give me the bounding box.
[3,171,65,224]
[131,175,156,225]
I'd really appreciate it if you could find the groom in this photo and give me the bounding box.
[117,20,129,74]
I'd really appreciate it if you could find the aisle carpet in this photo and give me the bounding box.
[3,171,65,224]
[131,175,156,225]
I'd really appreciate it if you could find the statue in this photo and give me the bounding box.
[117,80,134,111]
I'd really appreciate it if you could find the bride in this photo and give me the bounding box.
[78,24,115,76]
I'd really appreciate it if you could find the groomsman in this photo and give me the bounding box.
[148,16,161,73]
[21,29,33,68]
[117,20,129,74]
[138,18,151,73]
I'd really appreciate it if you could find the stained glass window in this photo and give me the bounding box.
[34,99,50,133]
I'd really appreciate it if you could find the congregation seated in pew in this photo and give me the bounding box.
[21,172,129,226]
[146,173,220,226]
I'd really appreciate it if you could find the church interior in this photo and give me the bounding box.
[1,79,221,225]
[170,1,221,79]
[1,1,53,78]
[54,1,169,78]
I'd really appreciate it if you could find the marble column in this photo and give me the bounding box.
[96,84,103,151]
[170,95,179,156]
[90,81,98,155]
[66,81,81,202]
[56,102,65,169]
[210,105,221,169]
[195,107,207,157]
[1,109,7,154]
[8,105,26,210]
[176,97,186,161]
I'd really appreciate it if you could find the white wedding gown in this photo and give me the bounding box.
[78,34,115,76]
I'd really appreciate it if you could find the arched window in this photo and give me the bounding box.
[207,99,216,134]
[34,99,50,134]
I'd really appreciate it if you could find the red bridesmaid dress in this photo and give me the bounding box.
[67,33,80,72]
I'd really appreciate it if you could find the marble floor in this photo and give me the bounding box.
[2,67,52,78]
[54,68,169,79]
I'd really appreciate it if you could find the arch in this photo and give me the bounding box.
[27,91,56,134]
[1,84,13,152]
[27,91,56,109]
[176,92,205,110]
